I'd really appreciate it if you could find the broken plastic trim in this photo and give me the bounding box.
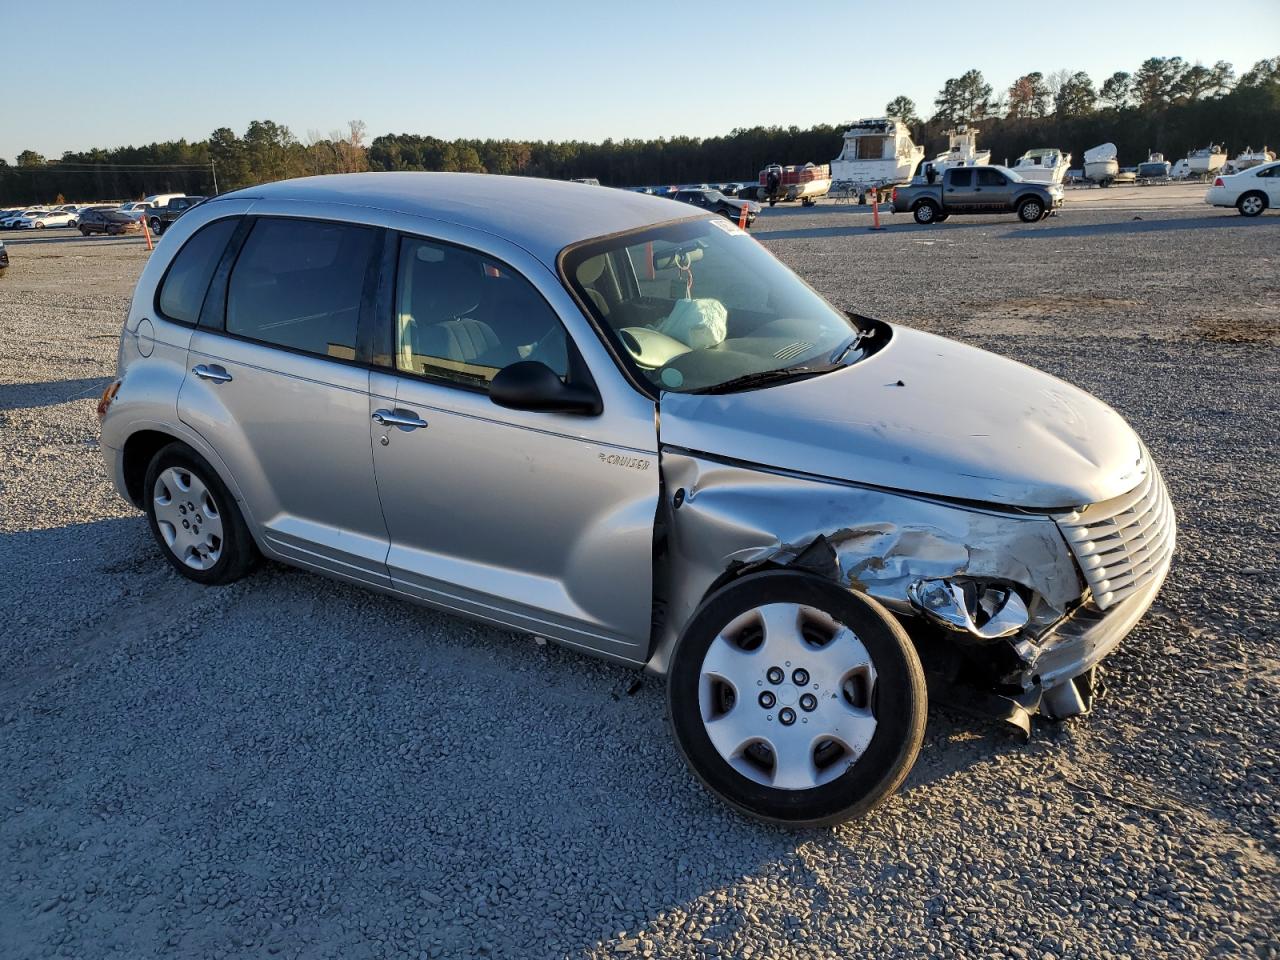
[907,579,1030,640]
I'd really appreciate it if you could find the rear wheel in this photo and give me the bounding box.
[80,227,90,237]
[913,200,939,224]
[1017,197,1044,223]
[1238,192,1267,217]
[667,571,927,826]
[149,217,163,235]
[144,443,257,585]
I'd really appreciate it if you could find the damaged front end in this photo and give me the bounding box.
[651,450,1174,736]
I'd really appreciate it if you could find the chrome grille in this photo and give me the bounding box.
[1053,454,1176,611]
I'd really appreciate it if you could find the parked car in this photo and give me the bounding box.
[78,208,142,236]
[893,166,1063,224]
[118,201,154,219]
[671,188,759,226]
[2,209,46,229]
[99,173,1174,826]
[148,196,205,235]
[1204,160,1280,217]
[18,210,78,228]
[0,238,8,275]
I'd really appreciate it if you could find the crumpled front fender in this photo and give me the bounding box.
[648,451,1082,674]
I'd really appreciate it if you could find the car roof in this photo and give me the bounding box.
[217,172,699,266]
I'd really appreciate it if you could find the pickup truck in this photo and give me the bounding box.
[147,196,205,236]
[893,166,1062,225]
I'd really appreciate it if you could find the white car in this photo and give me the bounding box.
[2,209,46,229]
[118,201,153,219]
[1205,161,1280,217]
[19,210,78,229]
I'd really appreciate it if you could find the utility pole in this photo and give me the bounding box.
[211,159,219,195]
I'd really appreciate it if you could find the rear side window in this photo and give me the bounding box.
[226,218,377,360]
[949,169,973,188]
[156,218,238,324]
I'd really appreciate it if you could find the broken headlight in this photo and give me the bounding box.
[907,579,1029,640]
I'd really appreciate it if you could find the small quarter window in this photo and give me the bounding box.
[226,218,377,360]
[156,218,238,325]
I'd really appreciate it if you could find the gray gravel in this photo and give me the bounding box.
[1,203,1278,960]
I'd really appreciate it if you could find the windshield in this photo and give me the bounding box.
[562,217,866,394]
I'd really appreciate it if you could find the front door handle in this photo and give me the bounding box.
[372,408,428,430]
[192,363,232,384]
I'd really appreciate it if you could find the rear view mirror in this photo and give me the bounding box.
[489,361,601,416]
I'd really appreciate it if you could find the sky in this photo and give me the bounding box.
[5,0,1278,162]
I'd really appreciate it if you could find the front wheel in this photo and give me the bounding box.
[1238,192,1267,217]
[667,571,927,826]
[1018,198,1044,223]
[913,200,939,224]
[144,443,257,585]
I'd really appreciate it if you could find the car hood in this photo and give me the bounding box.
[658,324,1144,509]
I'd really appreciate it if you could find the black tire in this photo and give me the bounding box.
[802,197,815,207]
[143,442,257,585]
[106,224,120,236]
[1238,192,1267,218]
[150,218,163,235]
[913,200,939,225]
[667,570,927,826]
[79,227,90,237]
[1017,197,1044,223]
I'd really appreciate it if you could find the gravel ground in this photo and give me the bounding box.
[1,199,1277,960]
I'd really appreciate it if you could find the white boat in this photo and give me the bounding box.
[830,118,924,191]
[929,126,991,172]
[1011,148,1071,184]
[1187,144,1227,176]
[1169,158,1192,180]
[1225,145,1275,174]
[1137,152,1171,179]
[1083,143,1120,185]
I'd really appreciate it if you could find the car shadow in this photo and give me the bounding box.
[0,376,112,411]
[0,512,1032,958]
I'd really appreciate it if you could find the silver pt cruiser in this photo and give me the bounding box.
[100,173,1175,825]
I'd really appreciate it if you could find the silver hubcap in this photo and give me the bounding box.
[917,205,934,222]
[698,603,878,791]
[1024,202,1041,219]
[1243,197,1262,215]
[153,467,224,570]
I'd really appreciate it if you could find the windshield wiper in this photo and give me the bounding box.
[829,327,876,365]
[686,364,840,395]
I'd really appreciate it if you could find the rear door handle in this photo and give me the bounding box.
[372,408,428,430]
[192,363,232,384]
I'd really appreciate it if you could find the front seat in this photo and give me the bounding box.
[576,255,613,317]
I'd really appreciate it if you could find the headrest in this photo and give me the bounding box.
[577,255,607,286]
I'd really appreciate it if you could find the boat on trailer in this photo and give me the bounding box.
[1137,152,1171,179]
[1011,148,1071,184]
[829,118,924,194]
[1186,144,1227,178]
[1083,143,1120,186]
[1225,146,1275,174]
[930,126,991,172]
[757,162,832,206]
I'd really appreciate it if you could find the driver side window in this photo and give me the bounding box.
[394,237,568,387]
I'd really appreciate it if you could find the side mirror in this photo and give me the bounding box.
[489,361,601,416]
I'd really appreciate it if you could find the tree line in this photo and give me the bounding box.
[2,55,1276,205]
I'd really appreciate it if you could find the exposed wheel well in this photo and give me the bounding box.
[1240,190,1268,207]
[121,430,180,508]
